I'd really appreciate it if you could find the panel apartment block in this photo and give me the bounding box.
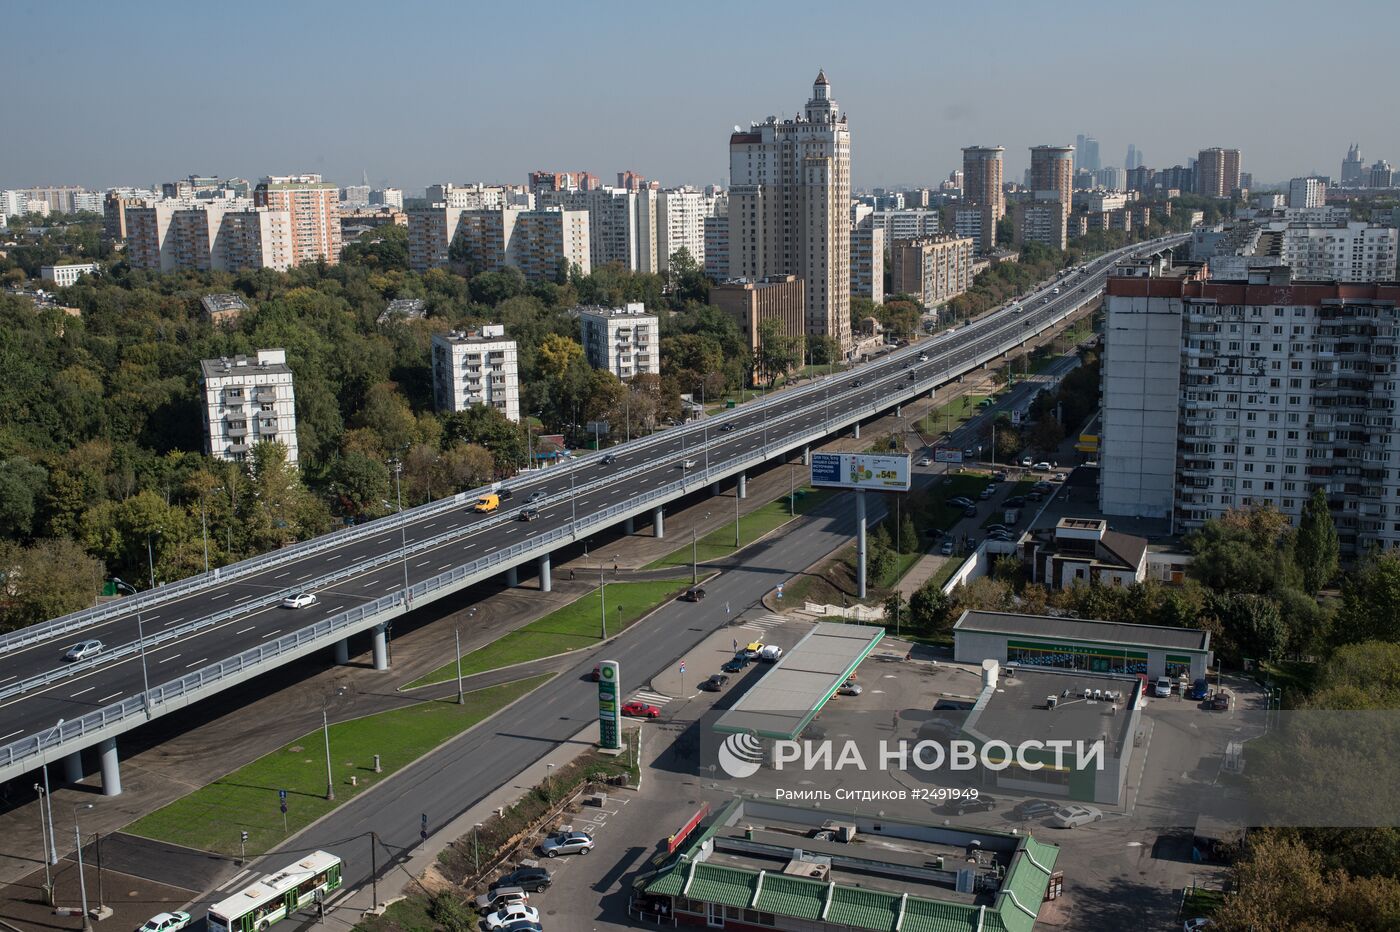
[431,325,520,421]
[200,349,299,465]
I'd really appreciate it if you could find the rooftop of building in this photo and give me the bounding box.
[200,293,248,314]
[435,325,513,346]
[199,349,291,379]
[1030,518,1147,571]
[639,798,1059,932]
[953,610,1210,653]
[713,274,801,288]
[377,298,426,325]
[573,302,655,319]
[714,622,883,740]
[965,665,1139,754]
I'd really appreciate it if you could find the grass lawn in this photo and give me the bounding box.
[126,675,550,857]
[784,537,923,610]
[406,578,692,688]
[1258,659,1318,708]
[927,554,968,592]
[918,394,989,436]
[1181,886,1225,918]
[647,488,833,569]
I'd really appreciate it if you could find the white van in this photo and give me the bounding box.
[759,645,784,663]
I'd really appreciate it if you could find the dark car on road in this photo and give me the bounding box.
[1005,496,1026,508]
[491,867,552,893]
[681,586,706,602]
[720,422,736,432]
[963,505,978,518]
[1188,678,1210,701]
[601,453,617,465]
[721,655,749,673]
[699,674,729,692]
[518,507,540,521]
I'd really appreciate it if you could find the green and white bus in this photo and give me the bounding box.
[206,850,343,932]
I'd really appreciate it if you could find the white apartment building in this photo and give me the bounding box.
[126,201,294,272]
[539,187,658,273]
[425,184,508,210]
[1013,198,1070,250]
[253,175,341,266]
[657,187,723,270]
[407,207,591,280]
[1276,221,1398,282]
[861,208,942,243]
[1102,258,1400,554]
[577,303,659,380]
[370,188,403,210]
[39,263,100,287]
[199,349,299,465]
[729,71,852,354]
[431,325,520,421]
[1288,176,1327,209]
[0,190,25,217]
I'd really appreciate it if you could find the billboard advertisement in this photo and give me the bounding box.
[597,660,622,750]
[934,447,963,464]
[810,453,911,491]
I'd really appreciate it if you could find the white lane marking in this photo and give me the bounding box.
[236,595,254,602]
[297,574,311,580]
[218,869,252,891]
[145,613,161,621]
[185,658,207,669]
[416,560,432,568]
[235,626,256,635]
[438,564,452,571]
[98,692,122,703]
[164,616,186,626]
[362,580,378,588]
[375,535,393,544]
[0,675,15,686]
[210,592,230,600]
[70,686,95,698]
[159,654,181,664]
[265,629,282,638]
[327,552,344,560]
[0,729,22,741]
[274,572,289,580]
[423,522,436,529]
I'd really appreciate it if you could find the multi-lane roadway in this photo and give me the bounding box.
[0,236,1183,782]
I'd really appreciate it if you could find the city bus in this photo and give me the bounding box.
[206,850,343,932]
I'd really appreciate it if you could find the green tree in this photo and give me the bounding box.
[328,452,391,518]
[867,523,896,584]
[1294,488,1339,595]
[897,510,919,555]
[0,538,106,631]
[883,591,907,632]
[909,577,952,635]
[245,441,330,550]
[755,317,803,385]
[1337,550,1400,645]
[0,457,48,539]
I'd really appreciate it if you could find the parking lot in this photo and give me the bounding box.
[471,621,1261,930]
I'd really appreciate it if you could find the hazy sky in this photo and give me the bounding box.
[4,0,1396,193]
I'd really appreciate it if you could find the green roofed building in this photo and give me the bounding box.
[632,798,1060,932]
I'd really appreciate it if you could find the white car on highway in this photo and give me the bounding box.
[1048,804,1103,828]
[281,592,319,609]
[63,640,104,662]
[139,913,192,932]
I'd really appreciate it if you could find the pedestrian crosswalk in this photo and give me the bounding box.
[739,613,788,635]
[630,689,672,707]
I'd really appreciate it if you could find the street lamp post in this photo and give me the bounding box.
[390,460,409,596]
[198,488,210,574]
[473,823,483,875]
[72,803,93,931]
[599,558,606,640]
[39,719,62,866]
[454,628,464,705]
[112,580,153,715]
[145,533,158,589]
[322,706,335,801]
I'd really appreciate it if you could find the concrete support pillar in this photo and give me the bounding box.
[372,624,389,671]
[62,751,83,784]
[537,553,552,593]
[98,738,121,797]
[333,638,349,665]
[930,388,936,399]
[853,422,861,440]
[737,473,747,499]
[506,565,519,587]
[653,506,665,540]
[623,516,634,535]
[710,481,721,496]
[895,404,902,418]
[855,489,868,600]
[802,445,810,466]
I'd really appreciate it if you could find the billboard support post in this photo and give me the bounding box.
[856,489,867,599]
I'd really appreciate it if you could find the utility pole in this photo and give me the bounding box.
[113,580,152,717]
[599,559,606,640]
[73,804,93,932]
[454,628,464,705]
[322,708,335,801]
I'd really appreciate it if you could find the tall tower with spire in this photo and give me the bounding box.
[1342,143,1365,187]
[728,71,852,357]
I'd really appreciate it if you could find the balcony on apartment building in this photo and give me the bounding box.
[253,387,277,403]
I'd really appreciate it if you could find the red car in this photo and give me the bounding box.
[622,701,661,719]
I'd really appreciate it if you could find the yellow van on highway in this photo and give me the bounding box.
[473,493,500,513]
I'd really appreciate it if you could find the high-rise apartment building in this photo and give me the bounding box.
[425,184,508,210]
[1341,144,1365,187]
[1029,145,1075,216]
[126,201,295,272]
[407,207,591,280]
[861,208,941,243]
[850,226,885,305]
[577,304,659,380]
[1013,200,1069,250]
[1370,160,1394,189]
[539,187,659,273]
[703,214,730,279]
[888,235,974,309]
[1195,148,1242,198]
[657,187,723,270]
[1125,144,1143,170]
[431,325,520,421]
[1288,177,1327,209]
[370,188,403,210]
[254,175,342,266]
[200,349,299,465]
[961,146,1005,253]
[709,276,806,377]
[1102,257,1400,554]
[728,71,852,355]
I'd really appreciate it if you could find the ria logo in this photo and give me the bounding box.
[718,733,765,778]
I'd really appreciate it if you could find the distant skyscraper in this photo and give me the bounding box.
[1125,145,1137,170]
[1195,148,1242,198]
[1341,143,1365,186]
[1029,145,1075,215]
[961,145,1005,252]
[254,175,341,266]
[728,70,852,354]
[1370,160,1394,189]
[1075,135,1100,173]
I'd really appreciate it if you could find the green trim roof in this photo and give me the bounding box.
[825,885,901,930]
[753,872,827,920]
[995,836,1060,932]
[686,863,759,909]
[900,897,983,932]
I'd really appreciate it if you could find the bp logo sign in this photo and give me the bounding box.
[597,661,621,750]
[718,733,765,778]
